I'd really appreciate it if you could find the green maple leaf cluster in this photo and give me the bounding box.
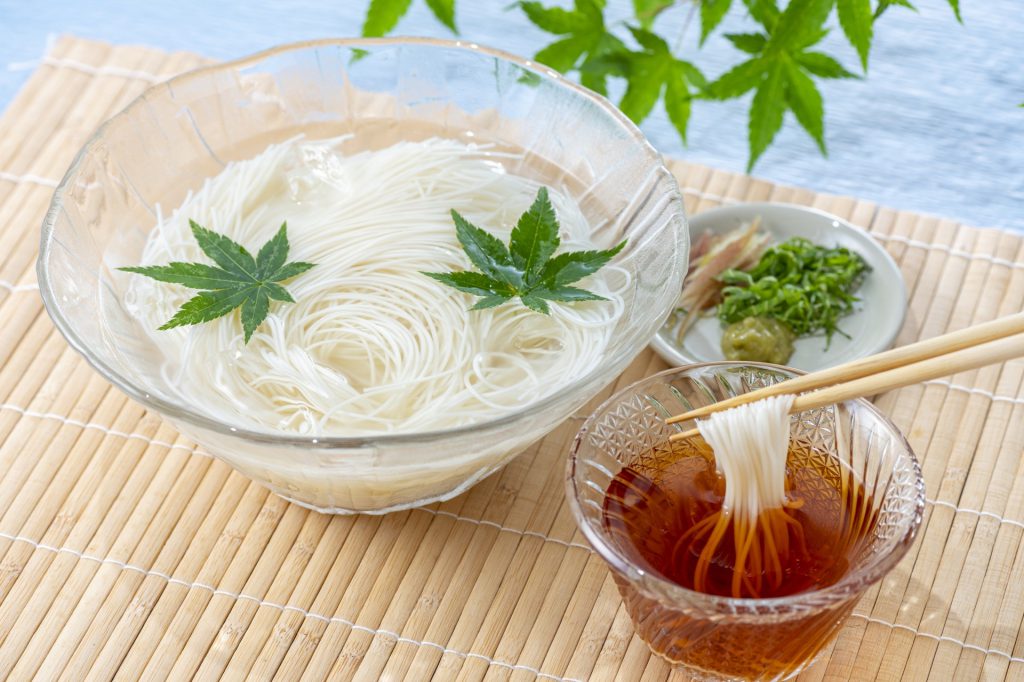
[120,221,315,343]
[519,1,706,145]
[361,0,964,171]
[519,0,627,95]
[423,187,625,315]
[705,0,860,170]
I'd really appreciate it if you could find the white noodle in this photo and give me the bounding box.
[123,137,627,437]
[695,394,795,522]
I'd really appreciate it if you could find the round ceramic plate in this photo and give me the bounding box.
[650,202,907,373]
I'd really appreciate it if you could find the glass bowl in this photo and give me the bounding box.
[37,38,688,514]
[566,362,925,680]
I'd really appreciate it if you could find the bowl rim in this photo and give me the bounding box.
[565,360,926,611]
[36,36,686,448]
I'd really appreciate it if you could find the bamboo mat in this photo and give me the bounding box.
[0,35,1023,681]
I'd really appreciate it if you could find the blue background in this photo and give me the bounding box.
[1,1,1021,231]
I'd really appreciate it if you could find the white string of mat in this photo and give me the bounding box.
[3,35,58,75]
[8,400,1024,622]
[412,508,593,552]
[416,500,1024,549]
[3,391,1024,533]
[928,500,1024,532]
[0,529,580,681]
[22,407,1017,543]
[0,403,202,457]
[922,379,1024,405]
[0,525,1019,671]
[0,281,38,293]
[7,55,164,83]
[0,170,58,188]
[848,613,1024,666]
[0,368,1021,667]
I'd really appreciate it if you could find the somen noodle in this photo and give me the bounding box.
[122,136,628,436]
[694,394,807,597]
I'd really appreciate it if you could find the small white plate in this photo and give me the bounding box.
[650,202,907,373]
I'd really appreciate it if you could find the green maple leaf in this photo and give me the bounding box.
[519,0,627,95]
[633,0,675,29]
[749,60,786,170]
[837,0,873,70]
[946,0,962,23]
[848,0,960,71]
[362,0,457,36]
[700,0,734,44]
[614,27,705,142]
[796,51,859,78]
[874,0,916,17]
[425,0,457,32]
[725,32,768,54]
[423,186,625,315]
[119,221,315,343]
[706,0,859,171]
[766,0,834,51]
[361,0,413,36]
[783,57,826,154]
[875,0,960,22]
[742,0,781,31]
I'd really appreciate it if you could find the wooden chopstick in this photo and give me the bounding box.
[668,330,1024,442]
[666,311,1024,425]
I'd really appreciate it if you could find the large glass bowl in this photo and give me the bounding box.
[567,363,925,680]
[37,38,688,514]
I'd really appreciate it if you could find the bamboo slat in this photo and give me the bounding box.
[0,35,1021,681]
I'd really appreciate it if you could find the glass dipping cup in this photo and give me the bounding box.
[566,362,925,681]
